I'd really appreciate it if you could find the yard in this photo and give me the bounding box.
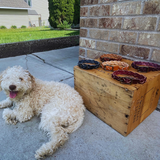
[0,27,79,44]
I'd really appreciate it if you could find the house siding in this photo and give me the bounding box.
[0,9,28,28]
[28,0,49,26]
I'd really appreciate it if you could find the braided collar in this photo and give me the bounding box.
[100,54,122,62]
[131,61,160,72]
[112,70,147,84]
[78,60,100,70]
[101,61,129,71]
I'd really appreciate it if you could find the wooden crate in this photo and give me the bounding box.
[74,58,160,136]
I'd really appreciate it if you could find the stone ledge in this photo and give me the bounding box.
[0,36,79,59]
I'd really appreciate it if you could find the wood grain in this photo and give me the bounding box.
[74,58,160,136]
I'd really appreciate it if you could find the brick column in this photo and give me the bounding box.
[79,0,160,63]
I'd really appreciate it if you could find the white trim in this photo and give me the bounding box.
[0,7,30,10]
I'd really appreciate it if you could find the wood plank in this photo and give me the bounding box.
[74,67,134,104]
[74,68,132,136]
[127,83,147,135]
[75,85,129,136]
[74,58,160,136]
[140,74,160,122]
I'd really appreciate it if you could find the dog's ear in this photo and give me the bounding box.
[0,67,10,91]
[25,70,36,88]
[29,72,35,87]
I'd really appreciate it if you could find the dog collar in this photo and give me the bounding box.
[112,70,147,84]
[101,61,129,71]
[131,61,160,72]
[78,60,100,70]
[100,54,122,62]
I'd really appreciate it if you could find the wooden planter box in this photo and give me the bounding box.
[74,59,160,136]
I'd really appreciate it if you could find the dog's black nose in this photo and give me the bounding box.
[9,85,16,91]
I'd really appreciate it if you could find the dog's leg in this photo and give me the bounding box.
[3,104,34,124]
[35,125,68,159]
[2,108,17,124]
[35,102,69,159]
[0,98,13,109]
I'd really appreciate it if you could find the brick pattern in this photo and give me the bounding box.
[79,0,160,63]
[120,45,150,60]
[151,49,160,62]
[89,29,109,40]
[158,21,160,31]
[99,18,122,29]
[80,7,88,17]
[80,29,88,37]
[143,0,160,14]
[90,5,110,16]
[112,1,141,15]
[110,31,137,44]
[123,17,157,31]
[138,33,160,47]
[87,50,105,59]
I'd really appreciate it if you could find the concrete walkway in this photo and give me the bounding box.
[0,46,160,160]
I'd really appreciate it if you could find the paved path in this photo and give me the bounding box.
[0,46,159,160]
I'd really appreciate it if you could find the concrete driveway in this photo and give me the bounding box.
[0,46,160,160]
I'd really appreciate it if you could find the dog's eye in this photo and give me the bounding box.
[19,78,23,81]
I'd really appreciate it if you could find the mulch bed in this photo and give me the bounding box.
[0,35,79,58]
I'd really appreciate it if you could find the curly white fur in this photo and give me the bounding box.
[0,66,85,159]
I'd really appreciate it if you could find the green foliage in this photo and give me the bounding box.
[65,0,75,24]
[73,0,80,25]
[0,25,7,29]
[21,25,26,29]
[11,25,17,29]
[57,20,71,29]
[48,0,63,28]
[48,0,79,28]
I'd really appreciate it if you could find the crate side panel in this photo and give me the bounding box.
[127,83,148,135]
[140,74,160,122]
[74,67,133,136]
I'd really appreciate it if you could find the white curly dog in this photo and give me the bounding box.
[0,66,85,159]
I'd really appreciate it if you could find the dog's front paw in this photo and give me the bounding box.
[35,144,55,159]
[3,109,17,125]
[35,148,48,159]
[0,102,4,109]
[35,150,46,159]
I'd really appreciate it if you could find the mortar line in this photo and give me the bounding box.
[80,27,160,33]
[121,17,124,29]
[31,54,74,75]
[88,6,90,17]
[148,48,153,61]
[155,16,160,31]
[110,4,113,16]
[80,14,158,18]
[136,32,140,44]
[85,48,87,58]
[80,37,160,49]
[140,0,145,14]
[108,31,111,41]
[82,47,160,64]
[81,0,142,7]
[118,44,120,54]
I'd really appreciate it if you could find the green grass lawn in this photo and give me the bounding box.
[0,27,79,44]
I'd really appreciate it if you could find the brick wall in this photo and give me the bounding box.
[79,0,160,63]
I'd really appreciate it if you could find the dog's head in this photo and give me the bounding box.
[0,66,35,100]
